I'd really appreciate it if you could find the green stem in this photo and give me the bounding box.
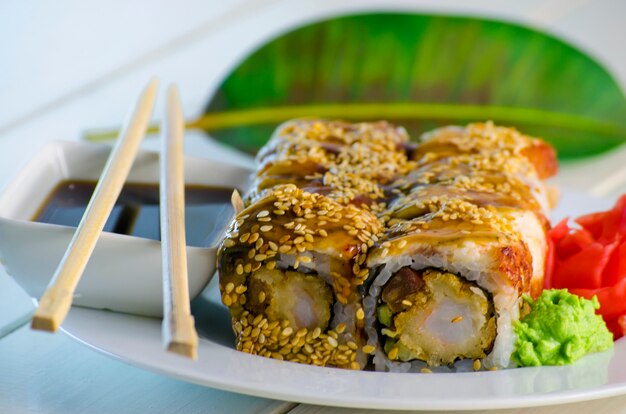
[84,102,626,142]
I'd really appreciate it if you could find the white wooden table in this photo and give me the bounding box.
[2,1,626,412]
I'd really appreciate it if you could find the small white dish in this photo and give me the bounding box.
[0,140,252,317]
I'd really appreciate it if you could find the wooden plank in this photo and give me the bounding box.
[0,273,34,339]
[288,396,626,414]
[0,0,253,132]
[0,325,294,414]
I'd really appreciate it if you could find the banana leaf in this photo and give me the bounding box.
[203,12,626,159]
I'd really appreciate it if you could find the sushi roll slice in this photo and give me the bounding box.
[365,123,558,371]
[218,184,382,369]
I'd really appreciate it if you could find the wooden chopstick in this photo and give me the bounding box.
[160,85,198,359]
[31,79,159,332]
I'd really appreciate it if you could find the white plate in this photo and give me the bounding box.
[59,189,626,411]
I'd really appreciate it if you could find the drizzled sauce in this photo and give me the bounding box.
[32,180,234,247]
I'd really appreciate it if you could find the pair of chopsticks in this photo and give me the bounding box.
[31,79,199,359]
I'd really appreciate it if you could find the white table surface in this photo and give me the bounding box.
[1,1,626,412]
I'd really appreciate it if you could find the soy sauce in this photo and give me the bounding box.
[32,180,234,247]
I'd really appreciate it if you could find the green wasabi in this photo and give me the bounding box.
[512,289,613,367]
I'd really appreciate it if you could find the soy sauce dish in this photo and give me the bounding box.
[0,140,252,317]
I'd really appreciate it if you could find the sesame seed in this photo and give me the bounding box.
[235,285,247,294]
[260,225,273,232]
[335,323,346,334]
[420,368,433,374]
[257,210,269,218]
[225,282,234,293]
[473,359,481,371]
[451,316,463,323]
[327,337,338,348]
[356,308,365,320]
[281,327,293,337]
[222,294,232,307]
[362,345,376,354]
[235,264,244,275]
[258,291,266,303]
[401,299,413,307]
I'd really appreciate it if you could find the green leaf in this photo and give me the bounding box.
[203,13,626,159]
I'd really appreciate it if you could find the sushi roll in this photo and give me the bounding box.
[218,119,413,369]
[218,119,559,372]
[364,122,558,371]
[218,184,382,369]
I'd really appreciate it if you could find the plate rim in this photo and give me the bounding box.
[60,303,626,410]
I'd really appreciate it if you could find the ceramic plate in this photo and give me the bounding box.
[59,190,626,411]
